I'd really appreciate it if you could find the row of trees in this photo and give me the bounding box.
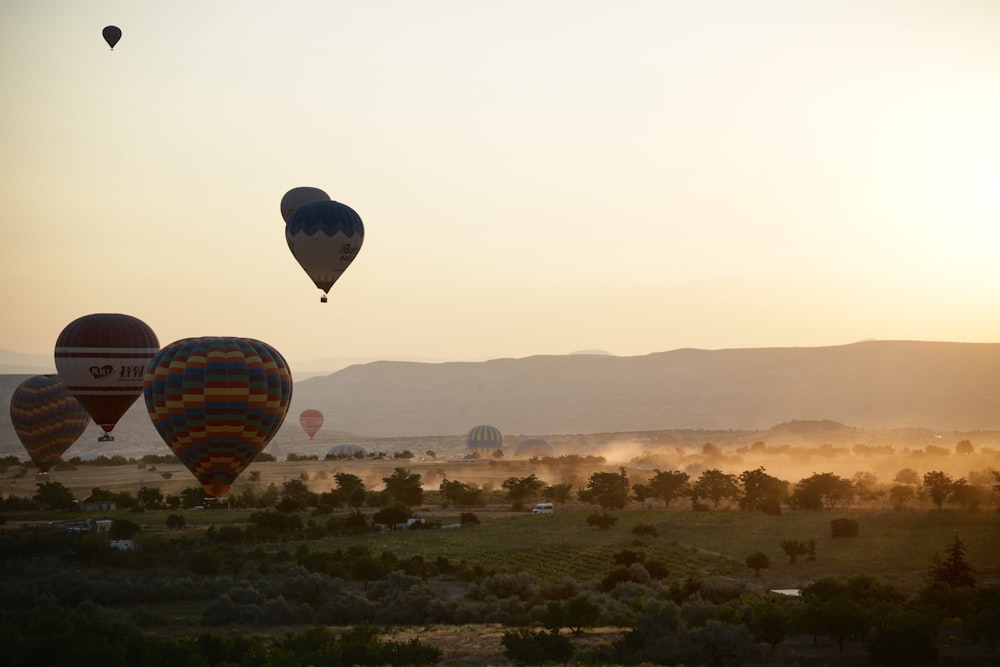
[5,462,999,522]
[562,466,1000,515]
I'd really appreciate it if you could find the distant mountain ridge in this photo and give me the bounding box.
[2,341,999,455]
[289,340,1000,436]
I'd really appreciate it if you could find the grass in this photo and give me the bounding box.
[4,457,998,594]
[301,506,1000,593]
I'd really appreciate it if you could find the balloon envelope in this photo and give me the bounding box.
[299,409,324,439]
[280,187,330,224]
[10,375,91,473]
[467,424,503,453]
[144,337,292,497]
[514,438,555,458]
[285,200,364,298]
[103,26,121,50]
[54,313,159,435]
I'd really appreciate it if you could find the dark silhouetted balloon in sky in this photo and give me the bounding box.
[103,26,121,50]
[281,186,330,224]
[9,375,91,473]
[54,313,159,439]
[144,336,293,497]
[285,199,365,303]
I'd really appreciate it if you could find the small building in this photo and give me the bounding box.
[79,500,117,512]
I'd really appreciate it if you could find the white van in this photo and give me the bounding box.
[531,502,554,514]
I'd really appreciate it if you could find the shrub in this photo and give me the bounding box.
[632,523,659,539]
[831,518,859,538]
[745,551,770,576]
[780,538,815,564]
[502,628,574,664]
[586,513,617,530]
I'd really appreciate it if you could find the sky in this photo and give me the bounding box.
[2,1,999,370]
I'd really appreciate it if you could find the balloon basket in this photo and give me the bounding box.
[98,434,115,442]
[203,496,230,510]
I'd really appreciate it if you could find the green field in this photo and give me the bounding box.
[295,506,1000,593]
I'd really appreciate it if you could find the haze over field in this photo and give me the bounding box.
[2,2,999,369]
[4,341,1000,467]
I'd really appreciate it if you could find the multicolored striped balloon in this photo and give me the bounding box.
[143,337,293,497]
[54,313,159,436]
[285,199,364,302]
[467,424,503,454]
[299,409,324,439]
[9,375,91,472]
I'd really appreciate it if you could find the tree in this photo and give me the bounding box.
[851,471,884,503]
[789,472,854,510]
[745,551,770,577]
[947,478,979,511]
[383,467,423,507]
[334,472,367,508]
[922,471,954,510]
[165,513,186,530]
[646,469,691,508]
[963,588,1000,651]
[748,596,789,648]
[542,482,573,504]
[280,478,317,511]
[33,481,75,510]
[955,439,974,455]
[893,468,920,486]
[929,535,975,588]
[502,474,546,511]
[866,607,940,666]
[439,479,483,507]
[180,486,206,509]
[738,467,788,513]
[578,468,630,511]
[544,595,601,635]
[691,468,739,508]
[889,484,916,510]
[373,504,412,531]
[781,538,814,564]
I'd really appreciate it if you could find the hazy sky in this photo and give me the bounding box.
[2,1,999,368]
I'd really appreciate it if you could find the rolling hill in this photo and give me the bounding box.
[2,340,999,460]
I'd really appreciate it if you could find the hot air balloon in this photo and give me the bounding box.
[514,438,555,458]
[103,26,121,50]
[299,409,324,439]
[9,375,91,473]
[54,313,159,441]
[325,443,367,459]
[285,200,364,303]
[280,186,330,224]
[144,337,292,498]
[467,424,503,455]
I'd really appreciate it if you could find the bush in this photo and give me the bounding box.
[586,513,617,530]
[502,628,574,664]
[831,517,859,538]
[746,551,770,576]
[632,523,658,539]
